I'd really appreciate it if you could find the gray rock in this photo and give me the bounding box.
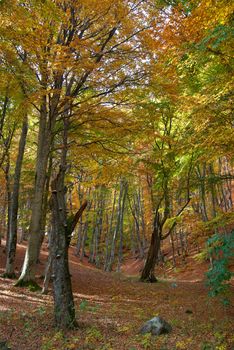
[139,316,172,336]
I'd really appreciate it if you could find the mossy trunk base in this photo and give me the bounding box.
[14,279,41,291]
[1,272,17,279]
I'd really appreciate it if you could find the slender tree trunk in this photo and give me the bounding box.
[117,181,128,272]
[0,193,7,246]
[42,254,52,295]
[130,223,137,257]
[37,155,53,263]
[139,188,147,251]
[75,219,83,256]
[4,155,11,253]
[104,188,117,270]
[196,164,209,222]
[175,229,181,256]
[170,232,176,267]
[80,197,92,261]
[128,193,144,258]
[106,179,125,272]
[94,186,105,268]
[209,164,217,219]
[5,116,28,278]
[41,222,52,294]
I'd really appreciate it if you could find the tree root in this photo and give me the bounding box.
[14,279,41,291]
[1,272,17,279]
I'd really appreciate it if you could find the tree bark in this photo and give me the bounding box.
[16,103,54,286]
[51,168,77,328]
[4,155,11,253]
[106,179,126,272]
[140,211,161,282]
[5,116,28,278]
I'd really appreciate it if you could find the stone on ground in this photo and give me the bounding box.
[139,316,172,336]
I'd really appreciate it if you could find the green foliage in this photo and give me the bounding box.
[197,24,233,51]
[41,331,65,350]
[164,216,182,231]
[201,342,214,350]
[194,249,209,263]
[79,299,89,311]
[36,306,46,316]
[14,279,42,291]
[138,333,153,350]
[85,326,103,343]
[206,231,234,303]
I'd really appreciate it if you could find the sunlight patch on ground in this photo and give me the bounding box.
[0,290,53,305]
[0,304,10,311]
[73,292,107,302]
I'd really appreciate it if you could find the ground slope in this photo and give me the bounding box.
[0,243,233,350]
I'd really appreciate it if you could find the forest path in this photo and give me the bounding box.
[0,242,233,350]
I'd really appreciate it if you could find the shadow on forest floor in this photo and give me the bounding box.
[0,243,233,350]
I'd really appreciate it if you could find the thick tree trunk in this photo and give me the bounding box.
[51,175,87,327]
[140,212,161,282]
[51,168,77,328]
[5,117,28,278]
[16,106,52,286]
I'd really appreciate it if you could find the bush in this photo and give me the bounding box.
[206,231,234,304]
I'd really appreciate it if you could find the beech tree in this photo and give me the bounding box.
[0,0,154,286]
[0,0,233,332]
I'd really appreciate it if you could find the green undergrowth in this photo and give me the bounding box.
[14,279,42,291]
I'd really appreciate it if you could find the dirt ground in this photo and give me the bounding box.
[0,242,233,350]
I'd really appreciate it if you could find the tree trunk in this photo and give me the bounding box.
[80,197,92,261]
[41,221,52,294]
[75,219,83,256]
[104,188,117,271]
[16,105,53,286]
[140,211,161,282]
[117,181,127,272]
[106,179,125,272]
[5,116,28,278]
[37,155,53,263]
[128,193,144,258]
[51,168,77,328]
[4,155,11,253]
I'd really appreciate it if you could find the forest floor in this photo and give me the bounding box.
[0,242,233,350]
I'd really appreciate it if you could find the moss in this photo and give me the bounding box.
[14,279,42,292]
[1,272,17,279]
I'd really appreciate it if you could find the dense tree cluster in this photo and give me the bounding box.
[0,0,233,328]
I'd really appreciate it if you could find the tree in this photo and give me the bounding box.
[0,0,154,285]
[4,112,28,277]
[136,101,192,281]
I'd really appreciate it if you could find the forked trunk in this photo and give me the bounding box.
[51,169,77,329]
